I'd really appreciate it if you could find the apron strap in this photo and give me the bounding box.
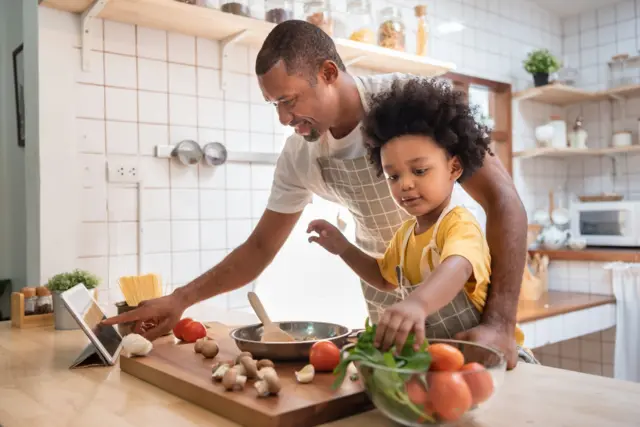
[420,202,458,268]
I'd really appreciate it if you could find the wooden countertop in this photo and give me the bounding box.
[529,246,640,262]
[517,291,616,323]
[3,321,640,427]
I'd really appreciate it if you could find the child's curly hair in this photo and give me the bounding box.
[362,77,493,182]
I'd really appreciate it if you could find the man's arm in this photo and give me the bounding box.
[459,155,527,333]
[175,209,302,307]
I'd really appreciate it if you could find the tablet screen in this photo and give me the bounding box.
[65,287,122,357]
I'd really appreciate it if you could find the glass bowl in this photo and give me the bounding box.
[352,339,507,426]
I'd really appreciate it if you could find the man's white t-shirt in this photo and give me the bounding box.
[265,72,485,229]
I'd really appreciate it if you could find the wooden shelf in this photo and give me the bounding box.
[514,82,640,106]
[513,145,640,159]
[529,247,640,263]
[513,84,599,106]
[40,0,455,77]
[517,291,616,324]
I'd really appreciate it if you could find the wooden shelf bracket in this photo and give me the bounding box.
[80,0,108,71]
[220,29,249,91]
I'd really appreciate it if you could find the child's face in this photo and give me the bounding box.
[380,135,463,217]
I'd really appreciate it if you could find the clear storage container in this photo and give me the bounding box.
[265,0,294,23]
[220,0,252,16]
[304,0,334,36]
[346,0,375,44]
[414,4,430,56]
[377,6,405,51]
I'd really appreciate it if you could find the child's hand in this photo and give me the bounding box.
[307,219,350,255]
[375,298,427,352]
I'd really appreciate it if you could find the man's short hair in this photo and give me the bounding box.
[255,20,346,82]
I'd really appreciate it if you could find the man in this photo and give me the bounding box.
[104,20,528,369]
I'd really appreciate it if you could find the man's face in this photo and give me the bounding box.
[258,60,338,141]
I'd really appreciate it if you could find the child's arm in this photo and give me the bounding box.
[408,255,472,313]
[340,244,395,291]
[307,219,394,291]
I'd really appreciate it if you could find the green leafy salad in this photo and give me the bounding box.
[332,318,435,423]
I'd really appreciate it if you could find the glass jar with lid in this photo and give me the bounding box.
[304,0,334,36]
[220,0,252,17]
[346,0,375,44]
[377,6,405,52]
[265,0,294,23]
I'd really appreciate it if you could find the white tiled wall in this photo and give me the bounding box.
[513,0,640,218]
[547,261,615,295]
[38,1,563,320]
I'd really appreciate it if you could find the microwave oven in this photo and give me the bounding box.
[569,201,640,247]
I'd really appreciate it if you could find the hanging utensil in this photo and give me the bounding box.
[202,141,228,166]
[172,140,203,165]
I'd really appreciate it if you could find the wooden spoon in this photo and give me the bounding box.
[247,291,295,342]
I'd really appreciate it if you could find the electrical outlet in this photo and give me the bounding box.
[107,158,141,183]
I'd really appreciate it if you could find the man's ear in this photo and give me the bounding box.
[320,60,339,84]
[451,157,464,181]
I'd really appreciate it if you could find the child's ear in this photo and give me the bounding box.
[450,157,464,181]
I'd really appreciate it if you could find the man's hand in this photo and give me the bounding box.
[307,219,351,255]
[102,293,188,342]
[455,323,518,369]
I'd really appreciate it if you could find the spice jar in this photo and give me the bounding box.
[304,0,334,36]
[220,0,251,16]
[265,0,294,23]
[377,7,405,52]
[35,286,53,314]
[346,0,375,44]
[21,287,37,315]
[415,5,430,56]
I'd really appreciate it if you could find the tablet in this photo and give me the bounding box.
[61,283,123,365]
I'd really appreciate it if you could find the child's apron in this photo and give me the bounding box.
[391,201,482,339]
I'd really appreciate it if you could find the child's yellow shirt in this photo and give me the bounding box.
[376,206,525,347]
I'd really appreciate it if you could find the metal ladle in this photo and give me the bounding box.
[202,142,228,166]
[172,140,203,165]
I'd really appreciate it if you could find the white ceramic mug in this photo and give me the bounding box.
[612,131,632,147]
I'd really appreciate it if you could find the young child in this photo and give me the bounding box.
[307,77,524,353]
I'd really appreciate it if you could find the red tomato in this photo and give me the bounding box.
[309,341,341,372]
[460,362,494,405]
[182,321,207,343]
[172,317,193,340]
[406,376,429,406]
[427,371,473,422]
[428,343,465,371]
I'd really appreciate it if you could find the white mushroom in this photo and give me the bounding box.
[238,356,258,379]
[257,366,276,380]
[201,340,219,358]
[121,333,153,357]
[235,351,253,364]
[257,359,275,370]
[295,364,315,383]
[222,368,247,391]
[254,369,281,397]
[194,337,207,354]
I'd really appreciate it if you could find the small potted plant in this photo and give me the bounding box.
[46,269,100,330]
[523,49,561,87]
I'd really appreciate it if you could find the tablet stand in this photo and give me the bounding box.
[69,341,110,369]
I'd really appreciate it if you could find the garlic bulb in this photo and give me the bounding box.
[122,333,153,357]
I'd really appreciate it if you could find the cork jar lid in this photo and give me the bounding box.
[414,5,427,16]
[21,287,36,298]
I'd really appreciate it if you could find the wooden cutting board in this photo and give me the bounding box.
[119,322,371,427]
